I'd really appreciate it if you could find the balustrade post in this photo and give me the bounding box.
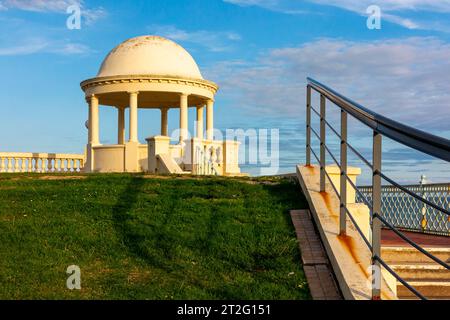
[306,86,311,166]
[41,159,46,173]
[7,158,12,173]
[0,157,4,173]
[320,94,326,192]
[340,110,348,235]
[34,158,39,173]
[371,131,382,300]
[14,158,19,173]
[54,159,60,172]
[21,158,26,172]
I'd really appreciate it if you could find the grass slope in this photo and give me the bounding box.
[0,174,310,300]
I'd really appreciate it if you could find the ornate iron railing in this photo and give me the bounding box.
[306,77,450,300]
[357,184,450,236]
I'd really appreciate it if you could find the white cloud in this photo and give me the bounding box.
[308,0,450,13]
[223,0,280,8]
[206,37,450,131]
[148,25,241,52]
[309,0,450,31]
[0,40,47,55]
[223,0,313,15]
[0,38,90,55]
[224,0,450,31]
[225,0,280,7]
[383,13,420,29]
[0,0,78,12]
[0,0,106,24]
[226,0,450,12]
[50,42,90,54]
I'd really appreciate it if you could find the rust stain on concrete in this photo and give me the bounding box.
[319,192,340,225]
[338,234,369,278]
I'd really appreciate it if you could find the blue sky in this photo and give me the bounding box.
[1,0,450,183]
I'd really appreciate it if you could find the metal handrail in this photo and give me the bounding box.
[375,213,449,270]
[375,256,427,300]
[360,182,450,189]
[305,78,450,300]
[311,103,375,170]
[307,77,450,162]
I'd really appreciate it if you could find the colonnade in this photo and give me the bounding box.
[87,92,215,145]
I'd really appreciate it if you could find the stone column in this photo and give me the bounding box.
[89,94,99,145]
[128,92,139,143]
[179,93,189,142]
[85,94,99,173]
[196,104,204,139]
[117,107,125,144]
[125,92,140,173]
[206,99,214,140]
[161,107,169,136]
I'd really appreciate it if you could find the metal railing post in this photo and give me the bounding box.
[320,94,326,192]
[340,110,347,235]
[306,86,311,166]
[372,131,382,300]
[306,78,450,300]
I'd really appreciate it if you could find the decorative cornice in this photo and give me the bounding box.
[80,75,219,94]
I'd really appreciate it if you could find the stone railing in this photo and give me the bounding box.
[0,152,85,173]
[146,136,242,176]
[192,139,224,175]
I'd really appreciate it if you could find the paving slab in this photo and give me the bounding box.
[290,209,342,300]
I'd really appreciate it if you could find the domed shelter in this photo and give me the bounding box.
[80,35,241,175]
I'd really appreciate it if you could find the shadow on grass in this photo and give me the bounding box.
[111,174,146,259]
[111,175,181,271]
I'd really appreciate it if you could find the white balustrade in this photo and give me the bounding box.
[0,153,85,173]
[192,140,224,176]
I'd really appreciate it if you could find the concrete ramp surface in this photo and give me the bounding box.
[296,164,396,300]
[156,154,188,174]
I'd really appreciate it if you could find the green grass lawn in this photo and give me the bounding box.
[0,173,310,300]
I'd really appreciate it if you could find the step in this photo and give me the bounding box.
[397,280,450,299]
[382,247,450,264]
[391,263,450,280]
[399,296,450,300]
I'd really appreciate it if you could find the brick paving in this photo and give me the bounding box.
[290,209,342,300]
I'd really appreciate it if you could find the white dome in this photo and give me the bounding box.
[97,36,203,79]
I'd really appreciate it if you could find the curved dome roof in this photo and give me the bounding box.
[97,36,203,79]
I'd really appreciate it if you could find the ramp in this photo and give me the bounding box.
[297,164,396,300]
[156,154,189,174]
